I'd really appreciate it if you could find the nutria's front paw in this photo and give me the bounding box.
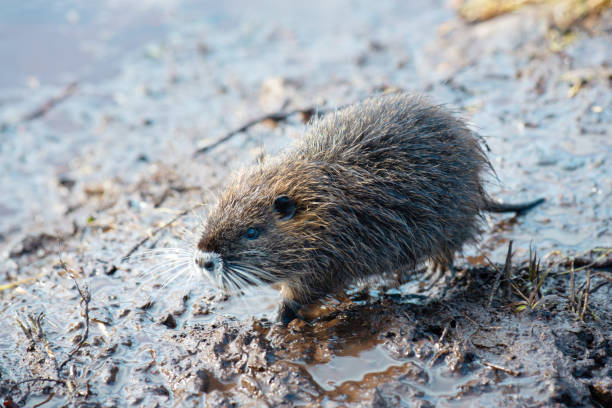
[278,299,303,325]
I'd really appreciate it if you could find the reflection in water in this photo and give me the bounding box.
[306,345,399,391]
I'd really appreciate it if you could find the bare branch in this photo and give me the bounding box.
[193,106,327,156]
[21,82,78,122]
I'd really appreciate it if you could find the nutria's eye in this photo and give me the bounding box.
[274,195,296,220]
[246,227,259,240]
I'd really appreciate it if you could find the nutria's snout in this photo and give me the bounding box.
[193,250,224,282]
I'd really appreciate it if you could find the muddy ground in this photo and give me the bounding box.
[1,1,611,407]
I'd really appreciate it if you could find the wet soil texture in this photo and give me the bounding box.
[1,1,611,407]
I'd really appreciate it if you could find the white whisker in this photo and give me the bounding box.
[230,266,267,287]
[230,269,251,290]
[137,257,190,277]
[134,248,191,255]
[135,260,191,288]
[227,262,275,283]
[159,262,191,290]
[126,248,192,263]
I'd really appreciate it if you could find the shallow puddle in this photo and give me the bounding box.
[306,341,393,392]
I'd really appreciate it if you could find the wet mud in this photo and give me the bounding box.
[1,1,611,407]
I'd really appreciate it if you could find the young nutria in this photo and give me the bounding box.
[193,93,543,324]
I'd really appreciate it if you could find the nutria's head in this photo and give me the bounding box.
[193,159,331,293]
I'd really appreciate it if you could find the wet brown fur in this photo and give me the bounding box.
[197,93,533,322]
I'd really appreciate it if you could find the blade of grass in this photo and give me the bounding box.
[580,270,591,321]
[569,261,575,312]
[487,241,513,307]
[0,272,46,291]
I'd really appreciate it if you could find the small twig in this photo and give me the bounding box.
[32,392,55,408]
[21,82,78,122]
[9,262,92,402]
[57,264,91,373]
[588,280,610,296]
[15,313,61,377]
[482,361,521,377]
[124,206,200,259]
[509,282,529,304]
[596,271,612,284]
[558,248,612,275]
[461,311,482,327]
[193,106,327,156]
[33,314,59,375]
[106,205,203,275]
[429,346,451,366]
[0,272,46,292]
[437,326,448,344]
[8,378,66,395]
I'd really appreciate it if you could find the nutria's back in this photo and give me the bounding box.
[194,93,517,323]
[296,94,490,259]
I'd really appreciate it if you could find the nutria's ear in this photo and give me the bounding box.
[274,195,296,220]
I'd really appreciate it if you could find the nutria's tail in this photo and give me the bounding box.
[484,198,545,214]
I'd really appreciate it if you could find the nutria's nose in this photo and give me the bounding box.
[195,250,222,275]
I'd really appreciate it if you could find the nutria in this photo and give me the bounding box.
[193,93,543,324]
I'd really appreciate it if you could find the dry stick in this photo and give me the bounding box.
[21,82,78,122]
[438,326,448,344]
[105,205,203,275]
[596,271,612,284]
[9,378,66,395]
[9,265,92,400]
[15,313,61,376]
[588,280,610,296]
[558,248,612,275]
[193,106,326,156]
[58,271,91,373]
[509,282,530,304]
[32,392,55,408]
[33,314,59,375]
[0,272,46,292]
[461,310,482,327]
[482,361,521,377]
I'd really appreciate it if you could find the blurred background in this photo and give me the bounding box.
[1,0,610,260]
[1,0,240,93]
